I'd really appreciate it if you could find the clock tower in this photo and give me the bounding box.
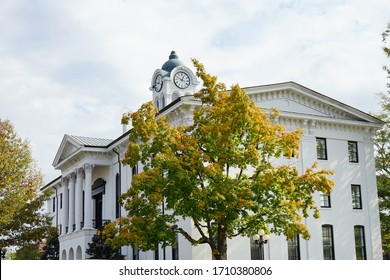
[150,51,200,111]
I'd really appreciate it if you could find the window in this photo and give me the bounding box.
[322,225,335,260]
[316,138,327,160]
[60,193,63,209]
[348,141,358,163]
[115,173,120,219]
[354,226,366,260]
[154,244,159,260]
[250,235,262,260]
[132,164,138,176]
[162,96,165,108]
[320,193,331,208]
[287,235,300,260]
[132,246,139,260]
[52,197,56,212]
[351,185,362,209]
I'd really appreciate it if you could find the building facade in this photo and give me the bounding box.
[42,51,383,260]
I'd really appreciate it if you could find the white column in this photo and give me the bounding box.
[75,168,84,231]
[83,163,94,229]
[68,173,76,233]
[61,177,69,235]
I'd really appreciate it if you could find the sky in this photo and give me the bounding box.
[0,0,389,184]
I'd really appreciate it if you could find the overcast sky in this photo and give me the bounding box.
[0,0,389,183]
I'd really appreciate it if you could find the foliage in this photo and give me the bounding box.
[0,119,53,250]
[86,229,124,259]
[105,60,334,260]
[13,245,42,260]
[41,227,60,260]
[375,22,390,255]
[382,22,390,89]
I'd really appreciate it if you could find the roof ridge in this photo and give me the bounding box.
[68,135,114,147]
[69,134,113,140]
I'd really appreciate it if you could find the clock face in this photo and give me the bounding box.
[174,71,190,89]
[154,74,163,92]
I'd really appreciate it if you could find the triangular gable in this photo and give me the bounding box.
[244,81,383,125]
[255,98,330,118]
[52,134,83,167]
[52,135,114,168]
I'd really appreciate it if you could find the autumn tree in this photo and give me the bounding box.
[375,22,390,255]
[105,60,334,260]
[0,119,54,252]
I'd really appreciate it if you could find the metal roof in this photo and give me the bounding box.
[161,50,184,76]
[68,135,113,147]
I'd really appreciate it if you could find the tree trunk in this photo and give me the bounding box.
[212,225,228,260]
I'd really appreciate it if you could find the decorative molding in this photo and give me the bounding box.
[61,177,69,186]
[250,89,350,120]
[76,167,84,179]
[90,151,112,161]
[363,127,374,142]
[69,172,76,182]
[84,163,94,173]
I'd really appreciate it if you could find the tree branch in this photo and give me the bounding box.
[174,224,208,245]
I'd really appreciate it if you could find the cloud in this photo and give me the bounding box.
[0,0,389,182]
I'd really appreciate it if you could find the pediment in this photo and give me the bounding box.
[245,82,382,125]
[52,135,82,168]
[59,141,79,162]
[255,98,330,118]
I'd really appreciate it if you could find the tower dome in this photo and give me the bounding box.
[161,51,184,76]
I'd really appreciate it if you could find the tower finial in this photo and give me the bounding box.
[169,51,178,60]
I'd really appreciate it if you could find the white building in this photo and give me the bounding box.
[42,51,383,260]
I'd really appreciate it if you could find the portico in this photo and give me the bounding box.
[50,135,115,259]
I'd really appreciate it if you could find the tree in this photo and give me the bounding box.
[41,227,59,260]
[86,229,124,259]
[13,245,42,260]
[375,22,390,256]
[104,60,334,260]
[0,119,54,252]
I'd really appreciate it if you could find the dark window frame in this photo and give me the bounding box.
[132,246,139,260]
[52,197,56,212]
[351,184,362,209]
[354,225,367,260]
[115,173,120,219]
[132,164,138,176]
[154,244,159,260]
[322,224,335,260]
[348,141,359,163]
[316,138,328,160]
[287,234,301,260]
[320,193,331,208]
